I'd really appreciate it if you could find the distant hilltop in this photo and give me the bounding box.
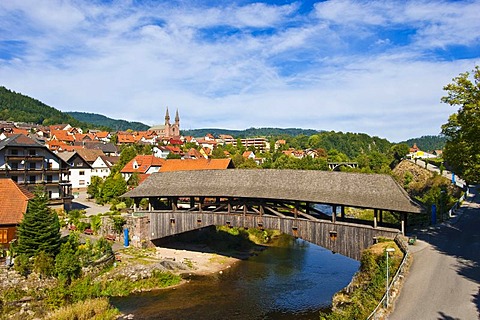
[66,111,150,132]
[0,85,445,148]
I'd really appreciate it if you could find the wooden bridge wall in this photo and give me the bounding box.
[148,211,400,260]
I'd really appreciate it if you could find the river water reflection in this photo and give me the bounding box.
[112,238,359,320]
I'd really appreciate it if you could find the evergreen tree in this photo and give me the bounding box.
[16,188,61,257]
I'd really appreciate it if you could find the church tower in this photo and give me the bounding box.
[164,107,171,137]
[149,107,180,138]
[173,109,180,136]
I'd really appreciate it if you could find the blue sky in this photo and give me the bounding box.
[1,0,479,142]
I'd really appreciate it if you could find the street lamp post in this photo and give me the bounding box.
[385,247,395,308]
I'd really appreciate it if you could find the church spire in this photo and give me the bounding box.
[165,107,170,124]
[175,109,180,123]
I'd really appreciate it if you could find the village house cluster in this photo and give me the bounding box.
[0,109,441,248]
[0,109,274,246]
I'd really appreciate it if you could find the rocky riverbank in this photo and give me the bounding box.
[0,245,242,320]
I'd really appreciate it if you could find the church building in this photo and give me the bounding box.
[149,108,180,138]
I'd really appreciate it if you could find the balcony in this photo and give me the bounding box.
[5,155,45,161]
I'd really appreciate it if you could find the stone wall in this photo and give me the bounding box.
[98,214,152,248]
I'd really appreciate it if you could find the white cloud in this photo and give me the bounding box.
[0,0,479,142]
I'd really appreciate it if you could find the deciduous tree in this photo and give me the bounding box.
[441,66,480,183]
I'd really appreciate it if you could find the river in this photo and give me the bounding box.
[112,237,360,320]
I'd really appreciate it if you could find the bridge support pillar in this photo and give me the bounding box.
[374,209,378,228]
[133,198,141,212]
[171,197,178,212]
[199,197,204,212]
[401,212,406,235]
[190,197,195,209]
[294,201,300,219]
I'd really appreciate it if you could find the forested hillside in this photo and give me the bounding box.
[280,131,393,159]
[181,127,319,138]
[66,111,149,131]
[0,86,87,127]
[401,135,446,151]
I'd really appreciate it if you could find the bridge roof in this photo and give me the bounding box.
[122,169,424,214]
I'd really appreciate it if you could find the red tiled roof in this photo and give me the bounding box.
[159,159,234,172]
[186,148,203,159]
[76,149,105,163]
[95,131,110,139]
[46,140,70,151]
[165,145,182,153]
[117,134,136,143]
[49,124,69,131]
[121,155,166,174]
[51,130,75,142]
[242,151,254,158]
[0,179,34,225]
[11,128,29,135]
[169,138,183,145]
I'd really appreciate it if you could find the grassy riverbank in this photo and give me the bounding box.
[1,226,278,319]
[320,239,403,320]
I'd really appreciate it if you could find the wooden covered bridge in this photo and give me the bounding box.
[122,169,424,260]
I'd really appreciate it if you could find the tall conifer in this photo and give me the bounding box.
[16,188,61,257]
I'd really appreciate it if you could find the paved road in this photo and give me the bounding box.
[71,191,110,216]
[409,159,466,189]
[389,186,480,320]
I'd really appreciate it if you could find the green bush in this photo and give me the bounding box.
[93,238,113,260]
[90,216,102,234]
[55,241,82,285]
[76,221,91,232]
[46,297,119,320]
[33,251,55,278]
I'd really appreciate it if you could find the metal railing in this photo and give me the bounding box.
[367,235,410,319]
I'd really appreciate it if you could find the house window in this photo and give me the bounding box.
[10,162,18,170]
[11,149,18,155]
[79,180,85,185]
[0,229,8,244]
[29,149,36,156]
[47,175,53,183]
[29,176,36,184]
[79,171,85,176]
[29,162,36,169]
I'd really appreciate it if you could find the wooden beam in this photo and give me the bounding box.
[298,211,320,221]
[373,209,378,228]
[212,204,227,213]
[264,206,286,218]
